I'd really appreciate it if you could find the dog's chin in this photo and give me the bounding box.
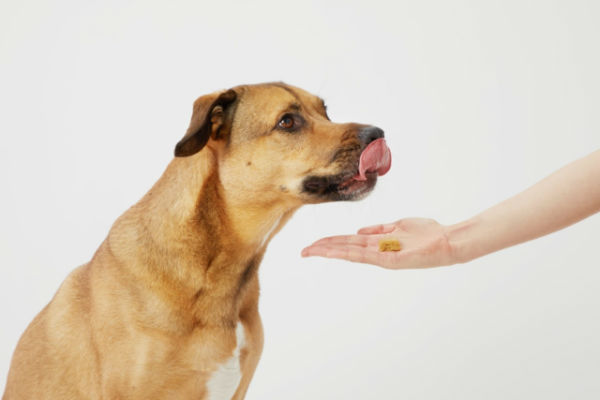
[301,171,378,202]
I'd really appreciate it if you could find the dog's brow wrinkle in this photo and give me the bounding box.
[271,83,301,102]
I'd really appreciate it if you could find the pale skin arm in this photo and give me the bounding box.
[301,150,600,269]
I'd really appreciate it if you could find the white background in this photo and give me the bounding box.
[1,0,599,398]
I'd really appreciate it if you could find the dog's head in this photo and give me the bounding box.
[175,82,391,204]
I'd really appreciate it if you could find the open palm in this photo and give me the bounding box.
[302,218,455,269]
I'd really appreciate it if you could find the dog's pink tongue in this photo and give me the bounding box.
[354,138,392,181]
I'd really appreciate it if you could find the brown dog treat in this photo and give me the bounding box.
[379,238,402,252]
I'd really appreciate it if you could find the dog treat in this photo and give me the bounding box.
[378,238,402,252]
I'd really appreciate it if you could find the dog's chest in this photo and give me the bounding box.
[205,322,246,400]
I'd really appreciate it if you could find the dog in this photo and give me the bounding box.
[3,82,391,399]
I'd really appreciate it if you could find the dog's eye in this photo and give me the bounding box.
[278,115,295,130]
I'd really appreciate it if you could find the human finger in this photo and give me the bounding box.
[357,223,397,235]
[301,243,399,268]
[304,234,371,249]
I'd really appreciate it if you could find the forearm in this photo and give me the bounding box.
[447,150,600,263]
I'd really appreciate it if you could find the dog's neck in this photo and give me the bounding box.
[105,148,296,328]
[148,149,296,251]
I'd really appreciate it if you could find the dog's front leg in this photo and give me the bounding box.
[231,305,264,400]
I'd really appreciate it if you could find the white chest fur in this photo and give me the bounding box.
[206,322,246,400]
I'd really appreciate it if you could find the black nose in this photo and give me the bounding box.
[358,126,385,145]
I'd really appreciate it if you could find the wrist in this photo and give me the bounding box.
[443,217,482,264]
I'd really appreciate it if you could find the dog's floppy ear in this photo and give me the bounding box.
[174,89,237,157]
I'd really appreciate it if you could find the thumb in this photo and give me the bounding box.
[357,223,396,235]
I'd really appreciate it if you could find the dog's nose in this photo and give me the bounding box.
[358,126,385,145]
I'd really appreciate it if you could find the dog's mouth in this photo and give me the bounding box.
[301,138,392,201]
[302,171,378,201]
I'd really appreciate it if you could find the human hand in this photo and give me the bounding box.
[301,218,457,269]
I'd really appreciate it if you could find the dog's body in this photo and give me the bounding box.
[3,83,390,399]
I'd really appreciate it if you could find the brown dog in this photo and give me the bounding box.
[3,82,391,399]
